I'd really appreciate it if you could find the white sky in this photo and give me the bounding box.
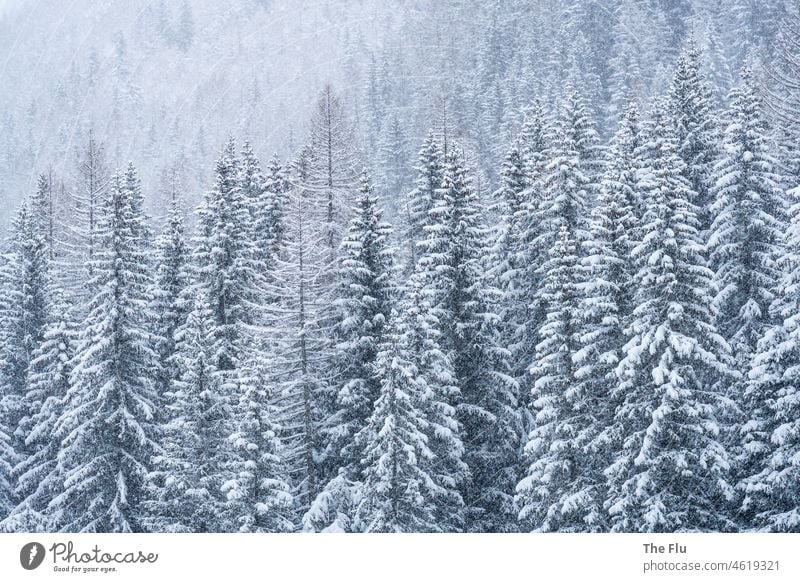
[0,0,20,16]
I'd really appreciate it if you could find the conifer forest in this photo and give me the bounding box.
[1,0,800,533]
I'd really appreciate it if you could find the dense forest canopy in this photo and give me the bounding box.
[1,0,800,533]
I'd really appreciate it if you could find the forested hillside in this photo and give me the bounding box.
[1,0,799,532]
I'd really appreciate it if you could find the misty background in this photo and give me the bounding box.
[0,0,789,232]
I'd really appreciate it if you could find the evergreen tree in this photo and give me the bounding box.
[223,366,294,532]
[517,225,584,531]
[606,106,736,532]
[192,138,257,372]
[708,71,787,529]
[0,419,14,525]
[415,145,520,531]
[376,115,412,205]
[506,102,551,419]
[745,186,800,531]
[709,68,785,362]
[144,294,233,532]
[259,154,290,256]
[3,289,73,531]
[49,167,158,532]
[396,279,467,531]
[402,132,443,269]
[669,40,719,234]
[326,170,394,477]
[150,196,191,403]
[0,198,50,457]
[352,319,439,533]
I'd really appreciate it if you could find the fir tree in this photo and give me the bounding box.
[402,132,443,269]
[49,167,158,532]
[709,68,785,362]
[144,294,233,533]
[397,279,467,531]
[150,195,190,404]
[745,186,800,531]
[669,40,719,234]
[507,102,551,420]
[3,289,73,531]
[606,106,736,532]
[0,420,14,525]
[352,319,439,533]
[223,366,294,532]
[326,170,394,477]
[0,198,50,458]
[517,225,584,531]
[415,145,520,531]
[193,138,257,372]
[259,154,290,256]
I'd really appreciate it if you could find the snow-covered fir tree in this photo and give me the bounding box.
[0,198,51,457]
[708,70,787,526]
[744,185,800,531]
[192,137,258,373]
[223,366,294,532]
[325,169,394,478]
[396,279,467,531]
[144,293,233,533]
[352,316,439,533]
[669,39,719,234]
[414,144,520,531]
[0,418,14,525]
[150,195,190,404]
[517,225,585,531]
[2,288,73,532]
[709,68,785,362]
[504,102,551,420]
[259,154,290,257]
[49,166,159,532]
[402,131,443,269]
[606,105,737,532]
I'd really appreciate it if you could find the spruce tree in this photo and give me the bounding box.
[0,199,50,457]
[517,225,584,531]
[507,102,551,420]
[150,195,190,404]
[3,289,73,531]
[352,318,439,533]
[606,106,736,532]
[144,294,233,533]
[326,169,394,477]
[192,137,257,373]
[709,68,785,363]
[397,279,467,531]
[259,154,290,256]
[402,132,443,269]
[0,420,14,525]
[745,186,800,531]
[414,145,520,531]
[668,40,719,234]
[223,366,294,532]
[49,167,158,532]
